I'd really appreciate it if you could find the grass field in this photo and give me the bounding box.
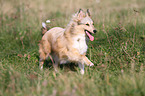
[0,0,145,96]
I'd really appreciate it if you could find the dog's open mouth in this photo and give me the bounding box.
[85,30,94,41]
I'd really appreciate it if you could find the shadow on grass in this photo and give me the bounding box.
[36,56,77,71]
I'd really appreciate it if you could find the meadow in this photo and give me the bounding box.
[0,0,145,96]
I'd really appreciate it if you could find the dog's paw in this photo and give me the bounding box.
[54,68,58,73]
[40,66,43,70]
[89,63,94,67]
[80,70,84,75]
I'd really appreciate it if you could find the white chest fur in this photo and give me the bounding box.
[72,34,88,55]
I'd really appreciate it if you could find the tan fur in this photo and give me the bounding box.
[39,9,96,74]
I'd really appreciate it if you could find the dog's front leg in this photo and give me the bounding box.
[78,56,94,75]
[82,56,94,66]
[78,62,84,75]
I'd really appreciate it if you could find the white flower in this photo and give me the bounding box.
[46,20,51,23]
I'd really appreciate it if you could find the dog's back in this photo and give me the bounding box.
[42,27,64,41]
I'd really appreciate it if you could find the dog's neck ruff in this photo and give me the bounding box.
[72,34,88,55]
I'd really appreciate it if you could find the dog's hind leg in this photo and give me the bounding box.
[39,40,52,69]
[46,54,55,66]
[39,59,45,69]
[42,40,57,69]
[53,55,59,72]
[39,44,46,69]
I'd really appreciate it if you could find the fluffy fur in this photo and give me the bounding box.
[39,9,97,74]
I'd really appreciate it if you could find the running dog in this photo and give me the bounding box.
[39,9,97,74]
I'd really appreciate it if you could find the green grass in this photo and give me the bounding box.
[0,0,145,96]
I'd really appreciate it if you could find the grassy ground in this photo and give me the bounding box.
[0,0,145,96]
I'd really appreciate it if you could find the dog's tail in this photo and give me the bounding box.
[41,22,47,36]
[41,20,50,36]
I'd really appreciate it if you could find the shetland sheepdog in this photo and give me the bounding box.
[39,9,97,74]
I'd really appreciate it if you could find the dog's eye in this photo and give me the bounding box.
[86,24,89,26]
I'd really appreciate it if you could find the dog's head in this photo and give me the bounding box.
[74,9,97,41]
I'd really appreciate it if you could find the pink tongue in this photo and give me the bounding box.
[86,31,94,41]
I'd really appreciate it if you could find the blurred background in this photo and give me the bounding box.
[0,0,145,96]
[1,0,144,27]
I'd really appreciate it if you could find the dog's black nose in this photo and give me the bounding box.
[93,30,97,33]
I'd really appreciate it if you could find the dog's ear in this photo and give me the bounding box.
[86,9,91,17]
[77,9,85,20]
[78,9,82,13]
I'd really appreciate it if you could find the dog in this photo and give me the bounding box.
[39,9,97,74]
